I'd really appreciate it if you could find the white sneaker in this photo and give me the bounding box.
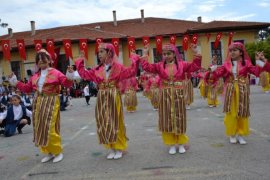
[169,146,176,155]
[113,151,123,159]
[208,105,214,108]
[229,136,237,144]
[186,106,191,110]
[41,153,54,163]
[106,151,115,160]
[237,136,247,145]
[178,145,186,154]
[52,153,64,163]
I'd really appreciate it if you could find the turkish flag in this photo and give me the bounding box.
[214,32,222,49]
[79,39,88,60]
[46,39,55,59]
[155,36,163,55]
[1,40,11,61]
[34,40,42,52]
[16,39,26,61]
[112,38,119,56]
[95,38,103,54]
[182,34,189,51]
[52,47,60,69]
[142,36,150,46]
[170,35,176,45]
[191,34,198,44]
[63,39,73,60]
[206,33,211,42]
[228,32,234,46]
[127,37,136,57]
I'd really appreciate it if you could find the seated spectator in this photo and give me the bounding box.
[0,95,31,137]
[22,93,33,110]
[60,90,70,111]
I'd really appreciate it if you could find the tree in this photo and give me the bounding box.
[246,41,270,64]
[258,27,270,41]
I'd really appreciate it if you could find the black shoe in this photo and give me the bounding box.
[17,128,22,134]
[0,129,4,135]
[27,118,31,125]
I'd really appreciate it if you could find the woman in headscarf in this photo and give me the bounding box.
[140,43,201,155]
[8,49,75,163]
[75,43,140,160]
[207,42,263,145]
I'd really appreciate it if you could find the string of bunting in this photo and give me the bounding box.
[0,32,233,61]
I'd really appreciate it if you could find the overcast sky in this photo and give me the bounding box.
[0,0,269,35]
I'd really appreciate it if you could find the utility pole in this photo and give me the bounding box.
[0,19,9,83]
[0,19,8,35]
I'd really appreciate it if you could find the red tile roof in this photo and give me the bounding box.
[0,17,269,51]
[187,20,270,33]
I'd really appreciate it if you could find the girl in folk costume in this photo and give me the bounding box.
[75,43,140,160]
[204,70,219,107]
[210,55,224,95]
[203,56,220,107]
[207,42,263,144]
[123,76,139,113]
[197,68,206,98]
[8,49,74,163]
[184,72,194,110]
[256,51,270,90]
[141,72,151,98]
[259,71,270,93]
[140,43,201,154]
[148,74,161,111]
[256,51,270,73]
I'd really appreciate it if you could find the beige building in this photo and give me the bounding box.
[0,10,269,81]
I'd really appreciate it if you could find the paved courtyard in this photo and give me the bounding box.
[1,85,270,180]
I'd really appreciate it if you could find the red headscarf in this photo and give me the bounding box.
[225,42,251,62]
[162,43,183,62]
[98,43,118,63]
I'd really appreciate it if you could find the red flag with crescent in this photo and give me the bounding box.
[214,32,222,49]
[182,34,189,51]
[79,39,88,60]
[142,36,150,46]
[95,38,103,54]
[228,32,234,46]
[16,39,26,61]
[63,39,73,60]
[170,35,176,45]
[191,34,198,45]
[1,40,11,61]
[46,39,55,59]
[52,47,60,69]
[142,37,150,55]
[34,40,42,52]
[127,37,136,57]
[155,36,163,55]
[112,38,119,56]
[206,33,211,42]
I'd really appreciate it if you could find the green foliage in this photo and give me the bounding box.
[246,40,270,64]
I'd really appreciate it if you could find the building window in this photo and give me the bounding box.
[136,49,143,76]
[176,46,185,61]
[210,42,222,65]
[152,48,162,63]
[11,61,21,80]
[57,54,70,73]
